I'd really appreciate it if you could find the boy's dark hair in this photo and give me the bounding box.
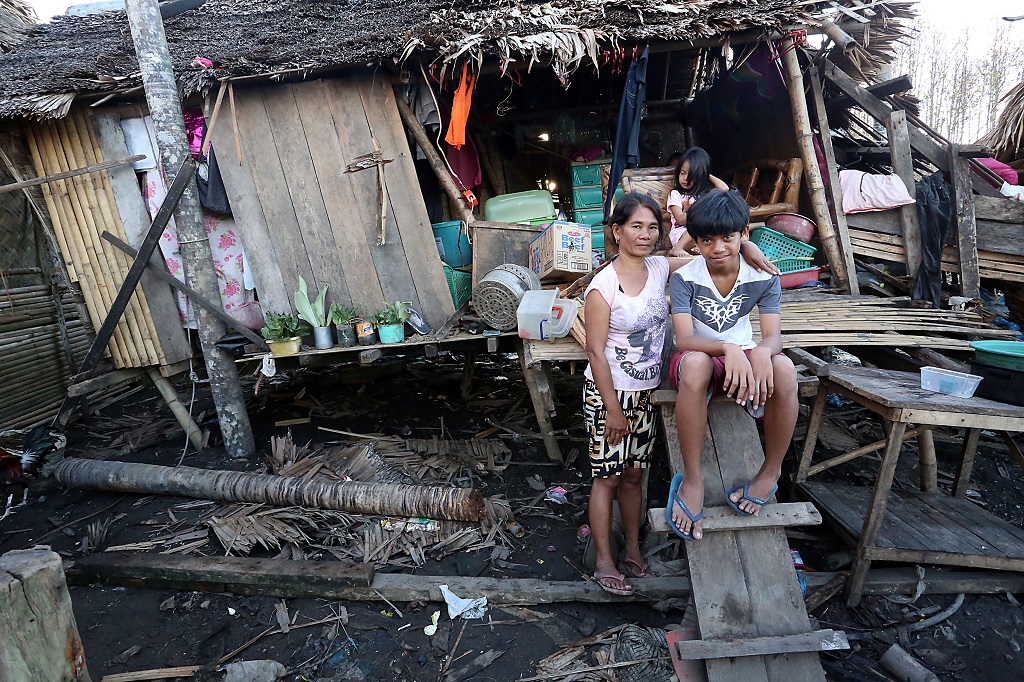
[672,146,714,197]
[685,189,749,239]
[605,191,664,240]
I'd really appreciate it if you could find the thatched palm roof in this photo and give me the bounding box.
[0,0,33,52]
[0,0,912,120]
[979,81,1024,166]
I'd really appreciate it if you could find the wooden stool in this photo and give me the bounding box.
[797,366,1024,605]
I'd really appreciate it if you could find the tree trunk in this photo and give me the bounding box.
[124,0,254,457]
[54,459,485,522]
[0,549,92,682]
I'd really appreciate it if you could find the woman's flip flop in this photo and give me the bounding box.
[620,553,655,578]
[666,472,704,541]
[594,571,634,596]
[725,482,778,516]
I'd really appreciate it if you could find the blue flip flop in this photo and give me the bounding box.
[725,482,778,516]
[666,473,704,541]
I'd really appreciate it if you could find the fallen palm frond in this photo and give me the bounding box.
[979,80,1024,164]
[207,503,355,556]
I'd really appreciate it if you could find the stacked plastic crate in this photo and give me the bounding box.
[570,159,621,257]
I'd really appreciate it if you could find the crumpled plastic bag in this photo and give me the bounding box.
[439,584,487,620]
[223,660,287,682]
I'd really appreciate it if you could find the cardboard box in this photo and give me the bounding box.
[529,221,592,282]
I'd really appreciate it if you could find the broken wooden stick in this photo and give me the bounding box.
[54,459,485,521]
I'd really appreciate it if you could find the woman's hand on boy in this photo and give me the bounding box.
[739,241,780,275]
[604,407,629,446]
[722,344,755,405]
[748,346,776,409]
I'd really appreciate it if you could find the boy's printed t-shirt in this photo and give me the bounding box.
[669,256,781,350]
[583,256,670,391]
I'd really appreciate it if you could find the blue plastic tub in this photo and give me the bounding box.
[432,220,472,268]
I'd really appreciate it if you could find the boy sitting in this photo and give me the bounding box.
[664,190,798,540]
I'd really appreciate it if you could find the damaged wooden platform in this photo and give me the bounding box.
[801,482,1024,573]
[655,393,831,681]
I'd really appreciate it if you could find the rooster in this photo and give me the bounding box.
[0,425,66,521]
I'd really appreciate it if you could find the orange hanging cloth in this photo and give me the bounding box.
[445,63,476,150]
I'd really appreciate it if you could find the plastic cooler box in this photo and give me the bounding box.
[484,190,556,224]
[516,289,579,341]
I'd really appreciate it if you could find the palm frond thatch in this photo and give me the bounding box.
[978,80,1024,166]
[0,0,33,52]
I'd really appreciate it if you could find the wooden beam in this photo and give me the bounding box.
[147,368,204,450]
[673,630,849,660]
[810,64,859,294]
[824,75,913,113]
[101,232,266,348]
[66,368,144,397]
[974,195,1024,224]
[783,43,853,293]
[67,554,692,604]
[0,154,145,194]
[648,502,822,534]
[885,110,923,277]
[950,144,981,298]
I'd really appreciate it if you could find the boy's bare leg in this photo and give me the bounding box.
[590,475,628,584]
[732,354,798,514]
[618,466,646,568]
[673,352,714,538]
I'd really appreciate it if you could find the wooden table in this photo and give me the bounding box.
[797,366,1024,605]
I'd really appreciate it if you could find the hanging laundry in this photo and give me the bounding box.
[445,62,476,150]
[447,133,482,193]
[606,46,649,215]
[839,169,915,214]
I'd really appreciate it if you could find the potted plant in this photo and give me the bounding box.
[329,303,361,348]
[294,276,332,350]
[374,301,412,344]
[261,312,311,357]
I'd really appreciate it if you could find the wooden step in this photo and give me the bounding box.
[648,502,822,534]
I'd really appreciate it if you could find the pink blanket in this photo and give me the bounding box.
[839,170,915,214]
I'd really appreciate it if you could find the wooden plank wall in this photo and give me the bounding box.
[24,110,180,369]
[210,76,454,327]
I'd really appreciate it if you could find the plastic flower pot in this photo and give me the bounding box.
[267,336,301,357]
[378,323,405,344]
[313,325,333,350]
[355,321,377,346]
[337,325,357,348]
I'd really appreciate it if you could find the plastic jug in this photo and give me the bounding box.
[517,290,580,341]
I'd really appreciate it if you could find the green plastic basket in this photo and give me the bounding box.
[773,257,814,274]
[750,226,817,261]
[443,263,472,308]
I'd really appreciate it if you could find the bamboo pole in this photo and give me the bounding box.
[147,368,203,450]
[779,38,854,294]
[54,459,486,522]
[80,113,168,366]
[18,129,78,282]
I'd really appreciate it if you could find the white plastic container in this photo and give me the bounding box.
[920,366,982,398]
[517,290,579,341]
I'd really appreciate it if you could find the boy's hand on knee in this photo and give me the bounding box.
[722,344,755,405]
[749,346,775,409]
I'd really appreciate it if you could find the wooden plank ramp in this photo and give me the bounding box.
[659,395,831,681]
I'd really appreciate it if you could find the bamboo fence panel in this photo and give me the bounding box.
[25,110,167,368]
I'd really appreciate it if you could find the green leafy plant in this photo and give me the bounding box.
[261,312,311,342]
[329,303,362,326]
[373,301,412,327]
[294,276,329,328]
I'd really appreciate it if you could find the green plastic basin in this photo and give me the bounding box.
[970,340,1024,371]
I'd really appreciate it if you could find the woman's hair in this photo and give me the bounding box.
[605,192,664,241]
[685,189,750,239]
[673,146,715,198]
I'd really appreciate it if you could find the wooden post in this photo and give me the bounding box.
[780,39,854,293]
[518,342,562,462]
[949,144,981,298]
[0,549,92,682]
[917,429,937,493]
[808,65,860,295]
[393,89,475,226]
[124,0,254,458]
[885,111,923,277]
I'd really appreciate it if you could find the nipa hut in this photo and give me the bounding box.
[0,0,932,430]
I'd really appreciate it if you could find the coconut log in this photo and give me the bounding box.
[54,459,486,522]
[0,549,92,682]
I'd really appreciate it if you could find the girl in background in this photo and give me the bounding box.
[667,147,729,255]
